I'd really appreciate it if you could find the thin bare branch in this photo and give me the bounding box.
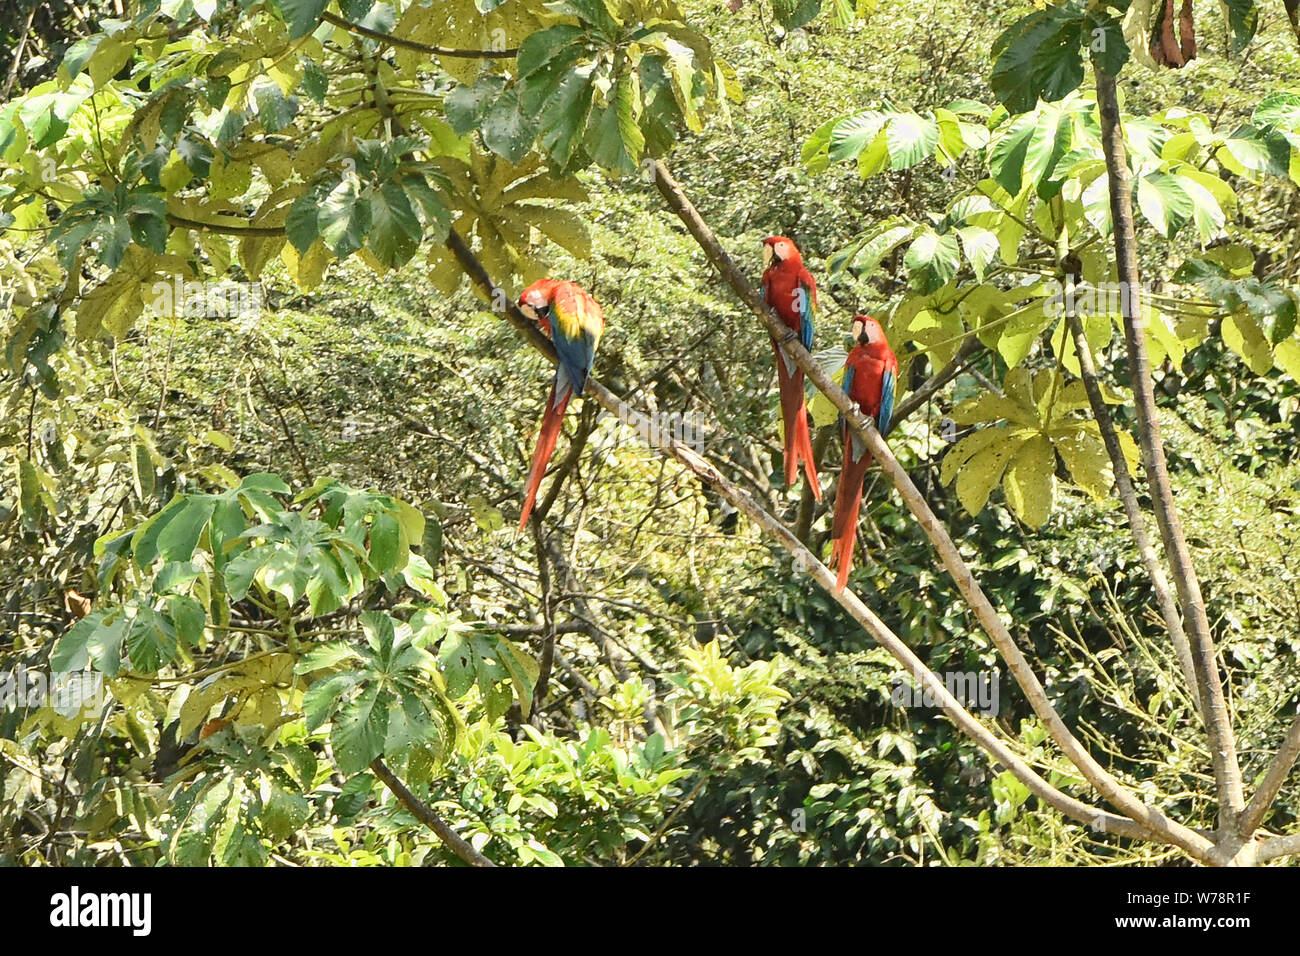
[370,758,496,867]
[1060,269,1201,711]
[1239,710,1300,837]
[321,11,518,57]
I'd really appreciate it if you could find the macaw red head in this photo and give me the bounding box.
[519,279,560,332]
[762,235,803,270]
[851,315,887,346]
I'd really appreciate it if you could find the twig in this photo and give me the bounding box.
[370,758,496,867]
[322,12,518,58]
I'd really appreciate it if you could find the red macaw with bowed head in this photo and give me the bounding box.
[516,278,604,529]
[830,315,898,591]
[761,235,822,500]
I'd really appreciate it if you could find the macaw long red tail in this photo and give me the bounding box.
[830,441,873,591]
[518,382,572,530]
[775,351,822,501]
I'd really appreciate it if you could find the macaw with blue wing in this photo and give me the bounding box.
[516,279,605,529]
[830,315,898,591]
[761,236,822,501]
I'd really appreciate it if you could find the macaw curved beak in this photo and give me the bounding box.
[762,243,773,269]
[851,318,867,343]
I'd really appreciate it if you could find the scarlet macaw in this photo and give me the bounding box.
[830,315,898,591]
[516,278,605,529]
[761,236,822,500]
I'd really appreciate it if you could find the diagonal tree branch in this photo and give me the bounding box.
[370,758,496,866]
[1256,829,1300,864]
[1239,710,1300,837]
[645,158,1214,858]
[442,227,1214,861]
[1095,70,1244,833]
[890,335,983,427]
[1060,269,1201,712]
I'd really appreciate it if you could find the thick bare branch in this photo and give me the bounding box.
[1095,70,1244,829]
[1256,830,1300,863]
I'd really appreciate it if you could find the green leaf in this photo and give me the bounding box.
[586,71,643,173]
[332,684,390,774]
[368,509,401,572]
[240,472,292,494]
[438,631,476,699]
[285,192,322,253]
[1221,0,1259,53]
[548,0,620,36]
[956,226,998,281]
[771,0,821,29]
[990,6,1084,114]
[445,75,508,136]
[303,671,360,731]
[51,612,126,676]
[1253,93,1300,131]
[168,594,207,646]
[127,608,179,672]
[62,35,104,81]
[1002,435,1056,528]
[1174,259,1298,344]
[883,113,938,170]
[1216,126,1290,177]
[277,0,329,39]
[366,182,421,268]
[537,65,596,169]
[828,111,887,164]
[988,104,1073,198]
[903,230,961,293]
[517,25,584,77]
[1136,171,1194,238]
[317,178,371,258]
[301,58,329,102]
[828,217,922,276]
[499,641,541,718]
[252,80,300,132]
[481,84,541,164]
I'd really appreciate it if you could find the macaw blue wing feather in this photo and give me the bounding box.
[877,368,896,438]
[549,283,603,397]
[798,277,815,353]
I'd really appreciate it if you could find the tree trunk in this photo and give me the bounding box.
[1094,69,1243,831]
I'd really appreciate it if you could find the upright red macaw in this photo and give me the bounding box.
[830,315,898,591]
[516,278,605,530]
[761,236,822,501]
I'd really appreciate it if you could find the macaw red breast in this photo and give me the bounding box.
[762,257,818,335]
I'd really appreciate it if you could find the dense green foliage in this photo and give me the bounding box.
[2,0,1300,866]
